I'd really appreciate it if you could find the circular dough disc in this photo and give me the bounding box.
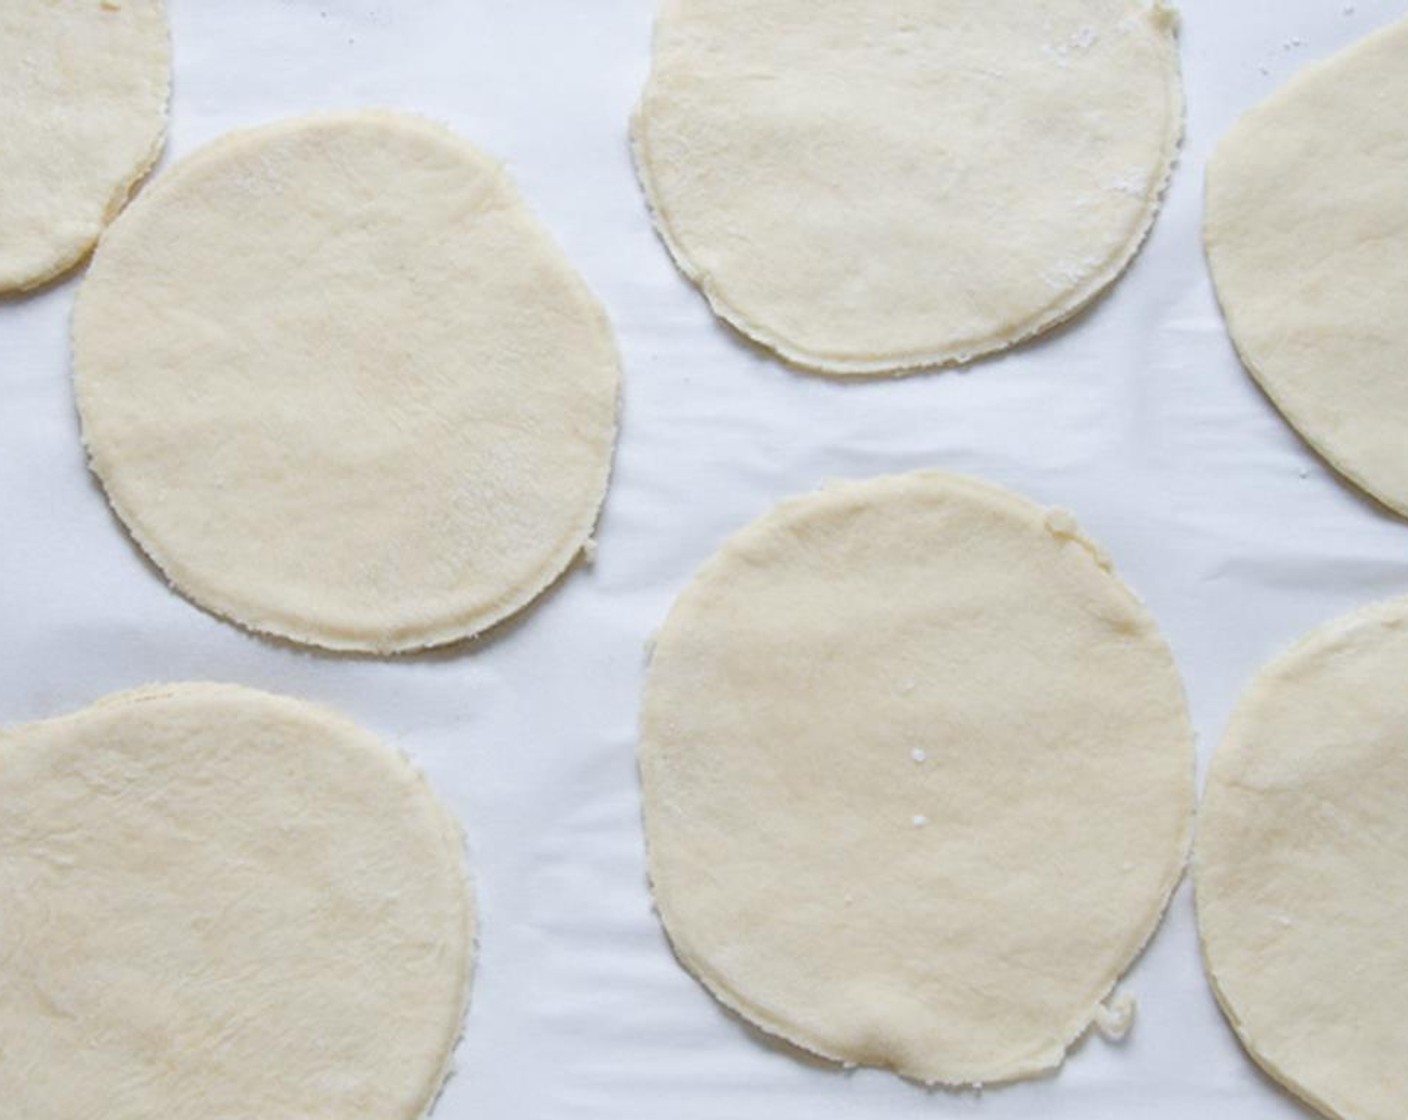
[1197,599,1408,1120]
[0,683,474,1119]
[0,0,170,291]
[640,472,1195,1085]
[74,111,620,653]
[1205,18,1408,517]
[633,0,1183,376]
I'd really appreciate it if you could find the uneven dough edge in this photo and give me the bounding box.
[630,3,1185,378]
[3,1,173,294]
[71,111,622,654]
[639,470,1197,1085]
[1193,597,1408,1120]
[0,680,478,1120]
[1203,18,1408,521]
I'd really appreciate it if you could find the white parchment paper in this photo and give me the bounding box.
[3,2,1406,1116]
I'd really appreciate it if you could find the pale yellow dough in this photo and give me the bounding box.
[1197,598,1408,1120]
[640,471,1195,1085]
[1206,17,1408,517]
[0,0,170,291]
[633,0,1183,376]
[74,112,620,653]
[0,683,474,1120]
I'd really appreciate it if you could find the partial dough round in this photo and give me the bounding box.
[0,0,170,291]
[0,683,474,1120]
[633,0,1183,376]
[1206,18,1408,517]
[74,112,619,652]
[640,472,1195,1085]
[1197,598,1408,1120]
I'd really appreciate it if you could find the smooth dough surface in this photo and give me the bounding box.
[1205,17,1408,517]
[0,683,474,1120]
[633,0,1183,376]
[0,0,170,291]
[74,111,620,652]
[639,472,1195,1085]
[1197,598,1408,1120]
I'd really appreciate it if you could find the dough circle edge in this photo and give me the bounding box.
[0,681,476,1120]
[639,470,1196,1085]
[1204,17,1408,519]
[1195,596,1408,1120]
[0,0,171,292]
[72,111,621,654]
[631,0,1185,377]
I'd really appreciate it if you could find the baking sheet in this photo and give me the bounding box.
[3,2,1406,1116]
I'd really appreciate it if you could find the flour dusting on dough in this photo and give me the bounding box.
[633,0,1184,375]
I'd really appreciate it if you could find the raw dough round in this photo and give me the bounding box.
[0,683,474,1120]
[632,0,1183,376]
[0,0,170,292]
[1206,18,1408,518]
[74,111,620,653]
[639,471,1195,1085]
[1197,598,1408,1120]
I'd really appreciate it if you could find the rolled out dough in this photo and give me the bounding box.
[639,471,1195,1085]
[74,111,620,653]
[1197,598,1408,1120]
[632,0,1183,376]
[1205,16,1408,518]
[0,0,170,292]
[0,683,474,1120]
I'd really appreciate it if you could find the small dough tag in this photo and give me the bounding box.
[1094,989,1137,1041]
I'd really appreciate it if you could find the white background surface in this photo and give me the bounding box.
[3,2,1406,1116]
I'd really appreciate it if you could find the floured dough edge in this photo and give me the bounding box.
[630,4,1184,378]
[1203,22,1408,521]
[72,111,621,654]
[8,3,173,294]
[0,681,479,1117]
[641,470,1196,1086]
[1193,596,1408,1120]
